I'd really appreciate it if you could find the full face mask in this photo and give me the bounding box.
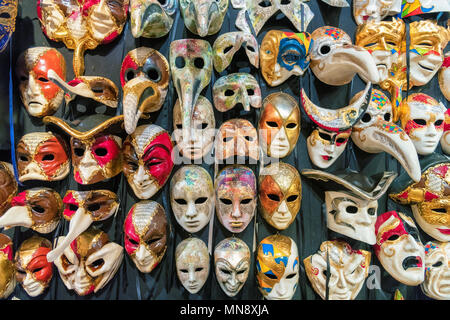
[441,109,450,155]
[120,47,170,134]
[0,234,15,299]
[439,55,450,101]
[259,92,300,159]
[175,237,209,294]
[15,236,53,297]
[0,0,17,52]
[352,0,401,25]
[214,237,250,297]
[54,227,123,296]
[129,0,177,38]
[37,0,129,76]
[0,188,62,234]
[215,165,257,234]
[260,30,312,87]
[374,211,425,285]
[401,0,450,18]
[304,240,371,300]
[421,241,450,300]
[0,162,17,217]
[259,162,301,230]
[179,0,228,37]
[123,124,174,200]
[170,165,214,233]
[124,201,168,273]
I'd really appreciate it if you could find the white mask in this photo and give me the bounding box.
[421,241,450,300]
[352,0,401,25]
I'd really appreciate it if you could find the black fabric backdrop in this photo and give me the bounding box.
[0,0,448,300]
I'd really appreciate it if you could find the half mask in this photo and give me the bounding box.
[439,54,450,101]
[213,32,259,72]
[129,0,177,38]
[0,162,17,217]
[441,108,450,155]
[0,0,17,52]
[421,241,450,300]
[0,234,15,299]
[179,0,228,37]
[401,0,450,18]
[352,0,401,25]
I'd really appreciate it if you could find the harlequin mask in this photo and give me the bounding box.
[0,0,17,52]
[0,162,17,217]
[421,241,450,300]
[259,92,300,159]
[213,73,262,112]
[260,30,312,87]
[310,26,379,86]
[0,234,15,299]
[439,55,450,101]
[175,237,209,294]
[259,162,301,230]
[179,0,228,37]
[123,124,174,199]
[352,0,400,25]
[124,201,168,273]
[15,236,53,297]
[213,32,259,73]
[170,165,214,233]
[120,47,170,134]
[401,0,450,18]
[214,237,250,297]
[54,227,123,296]
[129,0,177,38]
[441,108,450,155]
[215,165,256,234]
[37,0,129,76]
[304,240,371,300]
[16,47,66,117]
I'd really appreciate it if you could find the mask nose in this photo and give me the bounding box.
[278,201,289,215]
[135,245,148,262]
[404,235,420,252]
[231,200,242,219]
[134,165,150,187]
[276,127,288,142]
[26,75,40,97]
[425,124,438,136]
[188,267,197,284]
[275,280,287,296]
[357,209,372,226]
[324,142,336,153]
[185,201,198,219]
[75,263,87,282]
[366,0,378,15]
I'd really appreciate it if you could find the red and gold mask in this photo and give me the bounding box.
[0,162,17,217]
[0,234,15,299]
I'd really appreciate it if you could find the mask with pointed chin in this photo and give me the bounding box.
[352,0,401,25]
[0,234,15,299]
[421,241,450,300]
[129,0,177,38]
[0,162,17,217]
[179,0,228,37]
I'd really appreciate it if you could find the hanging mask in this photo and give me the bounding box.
[179,0,228,37]
[401,0,450,18]
[37,0,129,76]
[170,165,214,233]
[16,132,70,182]
[304,240,371,300]
[53,227,123,296]
[175,237,209,294]
[215,165,256,234]
[352,0,401,25]
[120,47,170,134]
[0,0,17,52]
[0,162,17,217]
[0,234,15,299]
[441,109,450,155]
[310,26,379,86]
[124,201,168,273]
[213,73,262,112]
[129,0,177,38]
[0,188,62,234]
[213,32,259,73]
[259,92,300,159]
[214,237,250,297]
[421,241,450,300]
[123,124,174,200]
[439,55,450,101]
[16,47,66,118]
[173,96,215,160]
[259,162,301,230]
[15,236,53,297]
[260,30,312,87]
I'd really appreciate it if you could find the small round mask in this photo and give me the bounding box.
[0,234,16,299]
[179,0,229,37]
[421,241,450,300]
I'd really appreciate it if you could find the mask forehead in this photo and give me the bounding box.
[171,165,213,197]
[216,165,256,192]
[214,238,250,268]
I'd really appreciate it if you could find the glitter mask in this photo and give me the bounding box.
[179,0,228,37]
[0,0,17,52]
[421,241,450,300]
[0,234,16,299]
[129,0,177,38]
[401,0,450,18]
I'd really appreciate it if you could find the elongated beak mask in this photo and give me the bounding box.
[179,0,229,37]
[130,0,177,38]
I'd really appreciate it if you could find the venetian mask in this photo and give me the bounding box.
[439,54,450,101]
[120,47,170,134]
[0,162,17,217]
[175,237,209,294]
[0,0,17,52]
[215,165,257,234]
[214,237,250,297]
[352,0,400,25]
[15,236,53,297]
[421,241,450,300]
[170,165,214,233]
[0,234,15,299]
[179,0,228,37]
[304,240,371,300]
[441,108,450,155]
[259,92,300,159]
[260,30,312,87]
[129,0,177,38]
[123,124,174,200]
[54,227,123,296]
[402,0,450,18]
[124,201,168,273]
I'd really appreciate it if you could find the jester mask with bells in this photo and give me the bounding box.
[170,165,214,234]
[304,240,371,300]
[129,0,177,38]
[46,190,119,263]
[54,227,123,296]
[0,188,62,234]
[123,124,174,200]
[0,162,17,217]
[350,89,421,183]
[441,109,450,155]
[310,26,379,86]
[214,237,250,297]
[215,165,257,234]
[259,92,300,159]
[421,241,450,300]
[213,32,259,73]
[301,82,371,169]
[179,0,228,37]
[401,0,450,18]
[390,153,450,243]
[374,211,425,286]
[16,47,66,118]
[124,201,168,273]
[120,47,170,135]
[16,132,70,182]
[0,234,15,299]
[352,0,402,25]
[37,0,129,76]
[0,0,17,52]
[213,73,262,112]
[260,30,313,87]
[15,236,53,297]
[398,93,446,156]
[175,237,209,294]
[302,169,397,245]
[259,162,301,230]
[439,54,450,101]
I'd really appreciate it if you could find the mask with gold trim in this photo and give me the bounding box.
[352,0,401,25]
[441,108,450,155]
[0,234,15,299]
[129,0,177,38]
[421,241,450,300]
[439,54,450,101]
[0,162,17,217]
[401,0,450,18]
[0,0,17,52]
[179,0,228,37]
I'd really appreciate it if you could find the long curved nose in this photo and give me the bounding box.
[194,1,216,37]
[0,206,33,230]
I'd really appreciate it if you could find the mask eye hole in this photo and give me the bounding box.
[237,269,246,274]
[432,261,443,268]
[180,269,188,274]
[265,273,277,279]
[361,113,372,123]
[146,237,162,246]
[89,259,104,270]
[0,12,11,19]
[87,203,100,212]
[336,137,347,144]
[38,77,49,83]
[157,0,167,6]
[220,198,232,205]
[127,161,138,171]
[195,267,204,272]
[220,268,231,275]
[384,113,391,122]
[286,122,297,129]
[247,88,254,96]
[195,197,208,204]
[20,75,28,82]
[69,204,78,211]
[387,234,400,241]
[318,132,332,141]
[94,148,108,157]
[125,69,136,82]
[194,57,204,69]
[258,0,272,7]
[176,124,182,129]
[431,208,446,214]
[223,136,233,143]
[319,44,331,55]
[18,154,29,162]
[368,208,376,216]
[240,198,252,204]
[32,267,44,274]
[345,206,358,214]
[386,41,397,47]
[223,46,233,54]
[224,89,235,96]
[286,273,296,279]
[244,135,254,142]
[128,237,139,246]
[146,68,160,82]
[175,56,185,69]
[267,194,280,202]
[175,198,187,205]
[435,120,443,126]
[196,122,208,130]
[266,121,278,128]
[287,195,298,202]
[74,148,85,157]
[413,119,427,126]
[42,154,55,161]
[91,86,104,94]
[246,46,255,53]
[32,205,45,214]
